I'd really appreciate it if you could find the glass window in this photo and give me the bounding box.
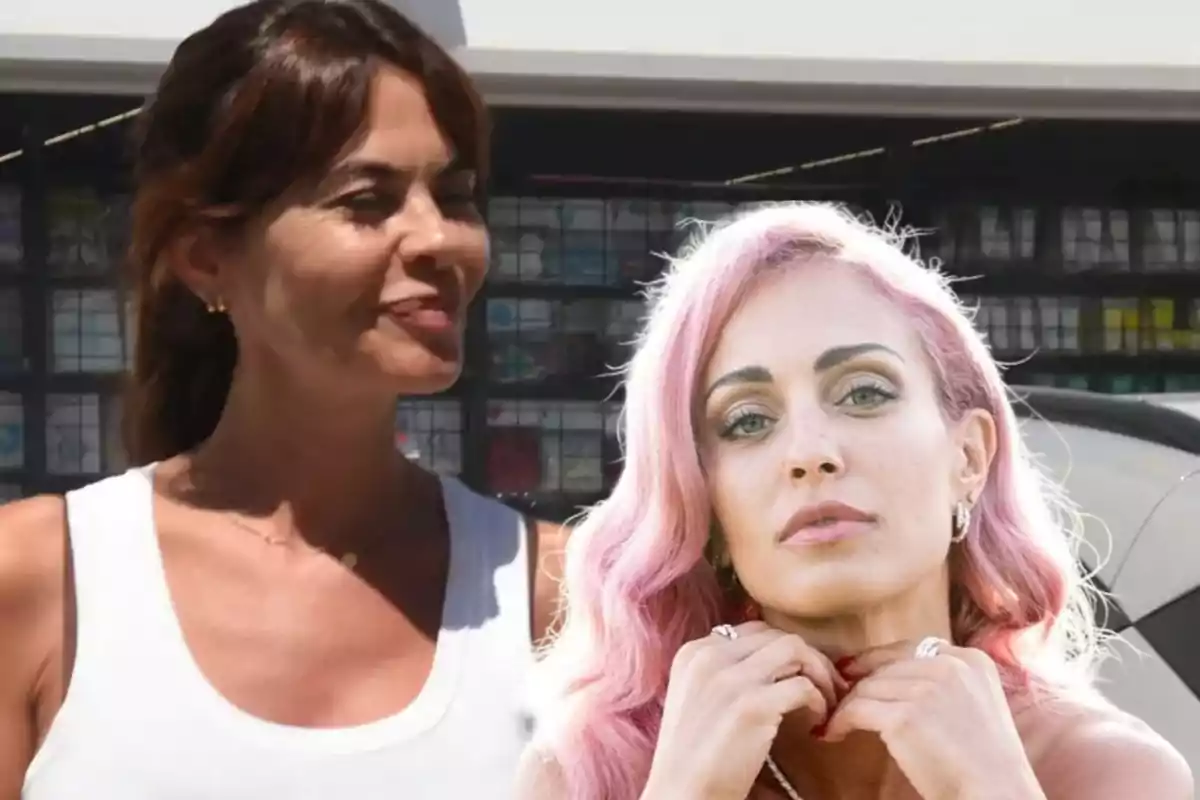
[485,400,621,494]
[46,393,109,475]
[0,289,23,373]
[0,391,23,469]
[50,288,133,373]
[0,184,21,272]
[486,298,645,384]
[487,196,680,287]
[488,196,562,284]
[1061,208,1130,273]
[964,295,1084,357]
[46,190,130,276]
[395,399,462,476]
[930,205,1037,267]
[1141,209,1200,273]
[105,397,127,472]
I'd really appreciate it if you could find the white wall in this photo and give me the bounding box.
[6,0,1200,69]
[2,0,1199,118]
[0,1,238,41]
[459,0,1200,69]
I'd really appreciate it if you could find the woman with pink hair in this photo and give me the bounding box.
[517,203,1192,799]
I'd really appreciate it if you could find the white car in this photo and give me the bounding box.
[1014,387,1200,773]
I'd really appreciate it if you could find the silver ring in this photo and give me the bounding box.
[913,636,945,660]
[711,624,738,641]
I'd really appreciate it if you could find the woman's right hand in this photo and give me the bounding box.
[643,621,847,800]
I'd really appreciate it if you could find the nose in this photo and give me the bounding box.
[396,187,452,267]
[786,435,844,482]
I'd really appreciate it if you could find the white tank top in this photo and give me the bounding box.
[22,465,535,799]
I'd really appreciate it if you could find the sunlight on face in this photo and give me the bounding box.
[216,66,487,397]
[699,260,970,619]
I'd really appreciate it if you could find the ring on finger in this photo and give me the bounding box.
[711,624,738,641]
[913,636,947,660]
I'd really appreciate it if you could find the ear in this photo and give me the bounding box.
[952,407,997,504]
[166,225,226,308]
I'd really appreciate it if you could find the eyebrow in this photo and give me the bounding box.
[321,155,472,190]
[813,343,902,372]
[703,343,902,403]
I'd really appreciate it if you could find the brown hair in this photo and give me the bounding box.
[123,0,489,464]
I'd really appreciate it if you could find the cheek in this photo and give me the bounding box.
[258,222,391,308]
[705,444,779,549]
[861,411,957,536]
[282,220,390,281]
[452,222,490,300]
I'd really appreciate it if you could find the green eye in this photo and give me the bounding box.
[838,382,897,408]
[718,409,773,440]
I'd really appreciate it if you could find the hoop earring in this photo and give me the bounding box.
[951,501,971,544]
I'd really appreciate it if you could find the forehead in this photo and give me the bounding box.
[704,260,925,382]
[342,66,454,167]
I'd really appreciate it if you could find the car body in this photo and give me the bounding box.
[1013,386,1200,775]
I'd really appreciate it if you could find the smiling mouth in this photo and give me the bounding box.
[383,303,457,331]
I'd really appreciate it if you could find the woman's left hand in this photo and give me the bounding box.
[823,639,1045,800]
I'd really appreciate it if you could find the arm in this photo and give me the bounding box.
[1035,712,1193,800]
[525,517,569,648]
[0,496,69,800]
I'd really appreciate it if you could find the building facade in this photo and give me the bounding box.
[3,2,1200,517]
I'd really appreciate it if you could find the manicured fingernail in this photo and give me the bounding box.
[811,722,827,737]
[834,657,855,671]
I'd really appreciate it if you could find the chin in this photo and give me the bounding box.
[370,340,463,393]
[389,364,461,395]
[772,572,906,618]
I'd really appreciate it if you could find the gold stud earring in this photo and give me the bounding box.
[206,297,227,314]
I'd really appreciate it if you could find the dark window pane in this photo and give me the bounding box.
[932,204,1037,268]
[963,292,1200,374]
[46,393,102,475]
[46,190,131,277]
[1141,209,1200,273]
[486,298,645,384]
[50,288,133,373]
[487,197,683,287]
[485,400,619,494]
[395,399,461,476]
[0,289,23,373]
[1061,208,1130,272]
[105,396,127,472]
[0,184,21,272]
[965,294,1084,358]
[0,391,24,469]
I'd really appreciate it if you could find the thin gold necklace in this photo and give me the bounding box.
[223,514,363,570]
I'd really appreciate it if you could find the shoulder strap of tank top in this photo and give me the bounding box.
[438,477,532,652]
[61,466,181,690]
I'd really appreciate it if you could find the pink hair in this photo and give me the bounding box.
[533,202,1104,800]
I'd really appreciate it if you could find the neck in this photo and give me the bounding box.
[766,566,954,660]
[767,569,954,796]
[180,359,419,549]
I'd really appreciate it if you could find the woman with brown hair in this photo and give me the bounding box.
[0,1,563,797]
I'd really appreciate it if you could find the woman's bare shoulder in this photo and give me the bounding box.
[1017,692,1193,799]
[0,496,69,701]
[0,495,68,612]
